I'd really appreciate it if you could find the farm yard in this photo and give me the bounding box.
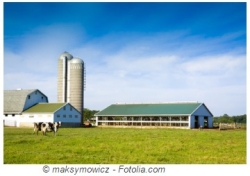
[4,127,246,164]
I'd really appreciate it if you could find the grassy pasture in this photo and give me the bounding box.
[4,127,246,164]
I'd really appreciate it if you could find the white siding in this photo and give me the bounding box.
[4,103,81,127]
[18,113,54,127]
[3,115,20,127]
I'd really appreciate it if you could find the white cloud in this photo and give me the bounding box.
[4,25,246,116]
[81,33,246,116]
[182,55,245,74]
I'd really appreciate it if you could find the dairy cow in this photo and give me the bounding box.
[34,122,61,136]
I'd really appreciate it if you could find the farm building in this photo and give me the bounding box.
[3,89,48,126]
[95,102,213,129]
[3,89,82,127]
[21,103,81,127]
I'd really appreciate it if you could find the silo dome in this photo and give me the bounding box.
[70,57,84,64]
[59,51,73,60]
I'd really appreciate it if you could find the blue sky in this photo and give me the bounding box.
[3,2,246,116]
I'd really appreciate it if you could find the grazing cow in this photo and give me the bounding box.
[33,122,43,135]
[34,122,61,136]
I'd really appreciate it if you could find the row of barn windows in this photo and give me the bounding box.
[4,114,78,118]
[57,114,78,118]
[98,116,189,121]
[28,114,78,118]
[98,122,189,127]
[4,114,16,117]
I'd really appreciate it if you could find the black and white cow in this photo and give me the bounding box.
[34,122,61,136]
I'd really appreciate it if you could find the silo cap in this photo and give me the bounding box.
[58,51,73,60]
[71,57,84,64]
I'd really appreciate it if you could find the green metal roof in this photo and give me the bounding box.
[23,103,66,113]
[95,102,203,116]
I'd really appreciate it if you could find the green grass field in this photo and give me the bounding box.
[4,127,246,164]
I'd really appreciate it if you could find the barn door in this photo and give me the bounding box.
[194,116,199,128]
[204,116,208,128]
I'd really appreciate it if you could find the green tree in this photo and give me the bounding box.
[83,108,99,122]
[213,114,246,124]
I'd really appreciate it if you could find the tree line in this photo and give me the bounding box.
[213,114,246,124]
[83,108,99,122]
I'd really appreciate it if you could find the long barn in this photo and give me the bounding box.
[95,102,213,129]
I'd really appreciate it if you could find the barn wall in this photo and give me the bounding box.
[23,91,48,111]
[19,113,54,127]
[54,104,81,123]
[61,122,82,127]
[191,104,213,128]
[192,104,212,117]
[3,115,20,127]
[3,114,50,127]
[19,122,35,127]
[207,116,213,128]
[18,122,81,127]
[5,104,82,128]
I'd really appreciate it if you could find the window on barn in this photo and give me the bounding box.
[70,107,72,111]
[181,116,188,121]
[161,117,169,121]
[133,117,140,121]
[152,117,160,121]
[41,96,43,99]
[180,123,188,127]
[57,114,60,118]
[69,115,72,118]
[63,106,66,110]
[75,115,78,118]
[172,116,180,121]
[28,95,30,99]
[63,115,66,118]
[127,117,132,121]
[145,117,151,121]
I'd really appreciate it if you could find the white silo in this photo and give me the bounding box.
[68,57,84,118]
[57,52,85,125]
[57,51,73,103]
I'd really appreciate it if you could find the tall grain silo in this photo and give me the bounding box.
[57,52,73,103]
[57,52,85,125]
[68,57,84,121]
